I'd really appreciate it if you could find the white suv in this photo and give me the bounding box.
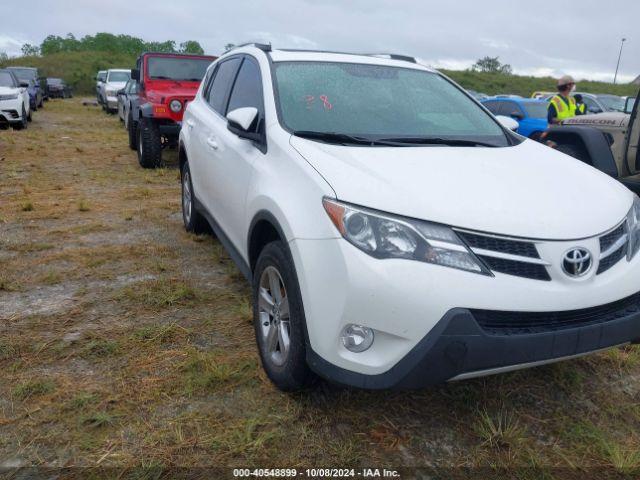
[179,44,640,391]
[101,69,131,113]
[0,69,31,130]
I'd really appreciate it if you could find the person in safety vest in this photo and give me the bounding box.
[574,94,587,115]
[548,75,577,124]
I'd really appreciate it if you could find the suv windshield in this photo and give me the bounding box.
[7,67,36,81]
[147,57,212,81]
[0,71,16,88]
[273,61,509,146]
[597,94,626,112]
[522,102,549,119]
[107,71,130,83]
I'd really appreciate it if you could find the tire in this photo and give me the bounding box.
[38,96,43,108]
[27,108,32,122]
[127,111,138,150]
[13,105,27,130]
[180,162,209,234]
[137,117,162,168]
[253,241,314,391]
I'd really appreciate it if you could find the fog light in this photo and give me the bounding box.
[341,324,374,353]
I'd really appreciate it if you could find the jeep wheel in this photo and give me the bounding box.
[181,161,209,234]
[127,112,138,150]
[253,241,314,391]
[137,117,162,168]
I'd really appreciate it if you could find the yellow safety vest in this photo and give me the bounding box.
[577,103,586,114]
[550,95,577,121]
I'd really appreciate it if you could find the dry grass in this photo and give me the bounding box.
[1,99,640,476]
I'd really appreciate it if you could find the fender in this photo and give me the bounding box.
[545,125,619,178]
[139,102,154,119]
[247,210,289,271]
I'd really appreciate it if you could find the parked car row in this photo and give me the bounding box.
[96,52,216,167]
[0,65,73,130]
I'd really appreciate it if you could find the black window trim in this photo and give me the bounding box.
[204,54,268,154]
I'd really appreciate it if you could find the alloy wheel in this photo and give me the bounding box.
[258,266,291,367]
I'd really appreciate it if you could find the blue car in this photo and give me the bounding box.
[6,67,43,110]
[481,97,549,139]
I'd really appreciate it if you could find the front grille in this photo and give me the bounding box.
[458,231,539,258]
[472,290,640,335]
[600,223,625,252]
[477,255,551,281]
[598,245,626,274]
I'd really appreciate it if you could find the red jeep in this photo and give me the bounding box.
[129,52,217,168]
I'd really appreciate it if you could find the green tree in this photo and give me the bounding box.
[471,56,512,75]
[0,51,8,66]
[21,44,40,56]
[179,41,204,55]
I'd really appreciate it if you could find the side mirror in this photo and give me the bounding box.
[19,81,29,88]
[226,107,261,141]
[131,69,140,81]
[496,115,519,131]
[117,89,125,96]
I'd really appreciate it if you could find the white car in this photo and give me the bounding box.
[179,45,640,391]
[0,69,31,130]
[101,69,131,113]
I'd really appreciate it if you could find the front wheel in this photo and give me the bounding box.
[137,117,162,168]
[253,241,315,391]
[13,105,27,130]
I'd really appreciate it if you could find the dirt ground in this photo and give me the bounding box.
[1,100,640,479]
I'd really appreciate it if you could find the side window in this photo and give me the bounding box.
[483,101,500,115]
[583,96,601,114]
[226,58,264,130]
[504,102,524,118]
[206,58,241,114]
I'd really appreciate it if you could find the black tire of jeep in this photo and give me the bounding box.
[180,161,209,234]
[137,117,162,168]
[253,241,315,391]
[127,112,138,150]
[13,105,27,130]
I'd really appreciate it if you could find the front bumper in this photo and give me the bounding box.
[307,306,640,389]
[290,236,640,387]
[106,96,118,109]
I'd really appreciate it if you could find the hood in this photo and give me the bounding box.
[106,81,127,90]
[0,86,18,95]
[563,112,629,129]
[290,137,633,240]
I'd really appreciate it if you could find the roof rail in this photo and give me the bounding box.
[367,53,416,63]
[225,42,272,53]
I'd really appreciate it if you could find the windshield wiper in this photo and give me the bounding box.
[292,131,403,146]
[376,137,500,147]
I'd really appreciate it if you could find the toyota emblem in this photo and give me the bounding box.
[562,248,592,277]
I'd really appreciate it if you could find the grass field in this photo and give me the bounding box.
[1,101,640,479]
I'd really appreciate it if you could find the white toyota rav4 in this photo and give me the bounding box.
[179,44,640,391]
[0,69,31,130]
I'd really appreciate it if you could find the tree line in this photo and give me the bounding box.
[20,33,205,57]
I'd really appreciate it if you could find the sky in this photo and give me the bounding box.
[2,0,638,83]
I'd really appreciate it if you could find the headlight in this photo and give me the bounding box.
[323,198,489,274]
[169,100,183,113]
[0,93,18,101]
[627,196,640,260]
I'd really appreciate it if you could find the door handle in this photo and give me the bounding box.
[186,119,195,129]
[206,137,219,150]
